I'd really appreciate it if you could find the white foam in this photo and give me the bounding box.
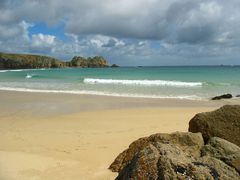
[83,78,202,87]
[0,86,202,100]
[0,69,27,72]
[0,68,47,73]
[25,74,32,79]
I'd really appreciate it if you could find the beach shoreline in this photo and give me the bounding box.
[0,89,234,119]
[0,90,239,179]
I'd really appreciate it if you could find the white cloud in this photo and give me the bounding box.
[88,35,125,48]
[32,33,56,47]
[0,21,31,40]
[29,33,58,54]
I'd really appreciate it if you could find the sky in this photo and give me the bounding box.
[0,0,240,66]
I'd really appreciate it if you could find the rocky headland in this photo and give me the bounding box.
[0,52,115,69]
[68,56,109,68]
[109,105,240,179]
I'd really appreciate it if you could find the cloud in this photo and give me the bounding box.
[64,0,170,40]
[165,1,223,44]
[29,33,57,54]
[0,0,238,44]
[0,0,240,65]
[87,35,125,48]
[31,34,56,47]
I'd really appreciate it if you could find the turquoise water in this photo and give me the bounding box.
[0,66,240,100]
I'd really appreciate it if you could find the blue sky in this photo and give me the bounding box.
[0,0,240,66]
[28,22,66,41]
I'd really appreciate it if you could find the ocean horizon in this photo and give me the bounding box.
[0,66,239,100]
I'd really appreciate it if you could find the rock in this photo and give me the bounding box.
[109,132,240,180]
[70,56,109,68]
[189,105,240,146]
[202,137,240,174]
[109,132,204,173]
[211,94,232,100]
[111,64,119,67]
[236,95,240,97]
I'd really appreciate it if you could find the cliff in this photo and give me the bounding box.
[0,53,66,69]
[0,53,113,69]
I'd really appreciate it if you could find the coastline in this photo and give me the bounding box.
[0,90,239,179]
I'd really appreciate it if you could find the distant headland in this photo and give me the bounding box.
[0,52,118,69]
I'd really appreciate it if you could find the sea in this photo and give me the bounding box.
[0,66,239,100]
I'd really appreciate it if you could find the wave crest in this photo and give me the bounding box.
[83,78,202,87]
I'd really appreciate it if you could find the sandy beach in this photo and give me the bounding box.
[1,0,240,178]
[0,90,239,180]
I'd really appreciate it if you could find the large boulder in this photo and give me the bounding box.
[109,132,240,179]
[202,137,240,174]
[109,132,204,174]
[188,105,240,146]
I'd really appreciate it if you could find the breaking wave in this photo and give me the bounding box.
[83,78,203,87]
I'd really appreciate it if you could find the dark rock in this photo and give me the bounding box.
[109,132,240,180]
[111,64,119,67]
[211,94,232,100]
[189,105,240,146]
[236,95,240,97]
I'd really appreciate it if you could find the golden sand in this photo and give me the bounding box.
[0,90,238,180]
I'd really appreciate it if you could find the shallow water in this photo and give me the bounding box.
[0,66,239,100]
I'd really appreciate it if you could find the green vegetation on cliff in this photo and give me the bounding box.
[0,53,65,69]
[0,52,115,69]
